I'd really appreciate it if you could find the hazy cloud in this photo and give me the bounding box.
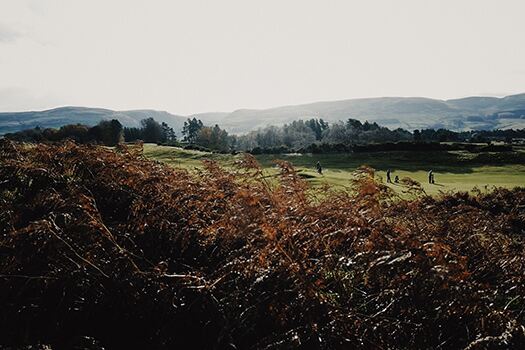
[0,87,61,112]
[0,23,20,43]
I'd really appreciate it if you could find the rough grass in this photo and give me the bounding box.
[144,144,525,195]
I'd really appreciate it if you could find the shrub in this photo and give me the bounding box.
[1,140,524,349]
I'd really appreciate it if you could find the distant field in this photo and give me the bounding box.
[143,144,525,195]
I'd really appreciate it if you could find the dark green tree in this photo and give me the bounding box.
[413,129,422,142]
[161,122,177,144]
[124,127,143,142]
[182,117,204,144]
[90,119,123,146]
[140,118,163,143]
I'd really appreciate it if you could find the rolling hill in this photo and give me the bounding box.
[0,107,187,135]
[195,93,525,133]
[1,93,525,135]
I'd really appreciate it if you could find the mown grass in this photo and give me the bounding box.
[144,144,525,195]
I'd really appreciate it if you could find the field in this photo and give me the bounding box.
[144,144,525,195]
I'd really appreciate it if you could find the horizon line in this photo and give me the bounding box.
[1,91,524,116]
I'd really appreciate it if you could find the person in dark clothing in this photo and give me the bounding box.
[394,175,399,183]
[386,169,392,183]
[428,170,434,184]
[316,161,323,175]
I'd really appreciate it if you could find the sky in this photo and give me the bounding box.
[1,0,524,115]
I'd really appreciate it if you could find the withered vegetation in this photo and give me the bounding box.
[1,140,524,349]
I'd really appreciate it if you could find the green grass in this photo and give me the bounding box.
[143,144,525,195]
[143,145,232,169]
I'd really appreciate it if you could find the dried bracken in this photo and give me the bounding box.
[0,140,524,349]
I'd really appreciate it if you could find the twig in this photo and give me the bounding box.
[0,274,57,280]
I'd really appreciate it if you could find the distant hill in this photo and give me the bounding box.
[2,94,525,135]
[195,93,525,133]
[0,107,187,135]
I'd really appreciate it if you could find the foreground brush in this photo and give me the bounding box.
[1,140,524,349]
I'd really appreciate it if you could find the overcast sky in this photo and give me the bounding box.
[1,0,524,114]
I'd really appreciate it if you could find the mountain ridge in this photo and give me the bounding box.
[195,93,525,132]
[1,93,525,135]
[0,107,187,136]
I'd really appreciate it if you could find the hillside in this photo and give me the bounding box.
[2,94,525,135]
[196,94,525,133]
[0,106,187,135]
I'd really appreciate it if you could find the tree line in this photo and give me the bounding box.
[3,116,233,151]
[4,117,180,147]
[3,120,125,146]
[235,119,414,151]
[124,118,177,144]
[4,115,525,152]
[236,119,525,153]
[180,118,233,152]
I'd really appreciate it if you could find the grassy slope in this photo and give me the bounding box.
[143,144,525,195]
